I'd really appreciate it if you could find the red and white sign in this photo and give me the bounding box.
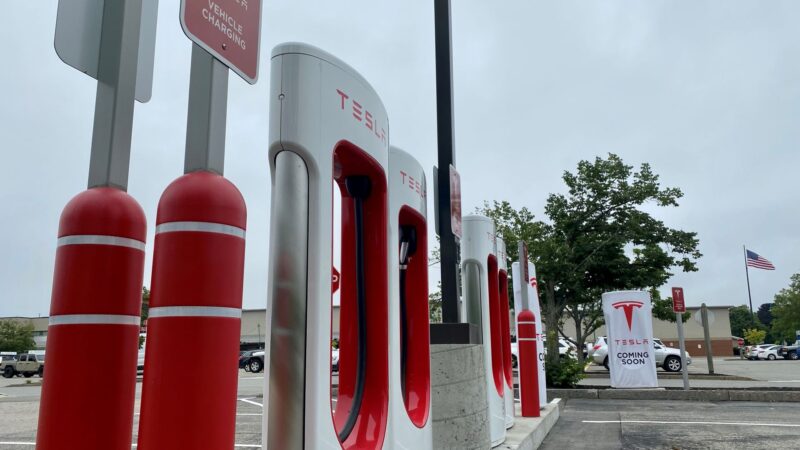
[449,165,461,239]
[602,291,658,389]
[737,338,744,347]
[332,267,340,293]
[671,287,686,313]
[181,0,261,84]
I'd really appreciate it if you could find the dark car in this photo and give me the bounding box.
[239,350,257,370]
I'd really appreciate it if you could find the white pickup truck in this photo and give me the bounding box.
[0,353,44,378]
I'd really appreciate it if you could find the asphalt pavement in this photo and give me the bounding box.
[540,398,800,450]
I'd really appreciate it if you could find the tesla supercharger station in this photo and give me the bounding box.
[496,238,514,429]
[387,146,432,449]
[461,215,506,447]
[512,261,547,409]
[264,43,390,450]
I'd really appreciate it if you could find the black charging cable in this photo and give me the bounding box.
[338,176,371,443]
[398,225,417,399]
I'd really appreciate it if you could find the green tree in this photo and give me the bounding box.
[743,328,766,345]
[771,274,800,343]
[141,286,150,325]
[0,320,36,353]
[729,305,763,338]
[481,154,701,366]
[429,282,443,323]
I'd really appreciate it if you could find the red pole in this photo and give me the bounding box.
[137,171,246,449]
[37,188,146,450]
[517,309,540,417]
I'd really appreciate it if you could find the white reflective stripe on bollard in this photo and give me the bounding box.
[57,235,146,251]
[155,221,245,239]
[49,314,141,326]
[147,306,242,319]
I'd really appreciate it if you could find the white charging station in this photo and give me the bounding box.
[264,42,391,450]
[387,146,432,449]
[461,215,506,447]
[496,238,515,429]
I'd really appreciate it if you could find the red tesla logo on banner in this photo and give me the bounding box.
[612,301,643,331]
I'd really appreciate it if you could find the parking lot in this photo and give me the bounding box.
[541,399,800,449]
[2,357,798,448]
[0,372,265,449]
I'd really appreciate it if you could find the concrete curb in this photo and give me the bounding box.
[500,399,563,450]
[582,372,753,381]
[548,388,800,402]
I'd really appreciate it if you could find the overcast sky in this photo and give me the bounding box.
[2,1,799,317]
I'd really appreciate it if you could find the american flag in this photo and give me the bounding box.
[746,250,775,270]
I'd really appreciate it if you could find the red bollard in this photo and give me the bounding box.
[137,171,246,449]
[37,188,146,450]
[517,309,540,417]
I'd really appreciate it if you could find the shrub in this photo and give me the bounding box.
[545,351,586,388]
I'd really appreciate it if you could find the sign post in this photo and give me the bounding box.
[672,287,690,390]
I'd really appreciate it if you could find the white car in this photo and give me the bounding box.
[591,336,692,372]
[757,345,781,361]
[747,344,774,360]
[510,337,575,368]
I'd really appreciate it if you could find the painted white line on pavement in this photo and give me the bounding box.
[239,377,264,381]
[583,420,800,428]
[238,397,263,408]
[0,443,35,446]
[768,380,800,383]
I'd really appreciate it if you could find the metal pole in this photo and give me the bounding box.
[701,303,714,374]
[676,312,690,390]
[87,0,143,190]
[743,245,754,315]
[184,44,229,175]
[434,0,460,323]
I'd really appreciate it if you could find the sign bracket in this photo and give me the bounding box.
[87,0,144,191]
[184,44,229,175]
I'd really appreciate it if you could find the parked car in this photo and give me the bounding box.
[779,341,800,360]
[757,345,781,361]
[592,337,691,372]
[137,349,145,374]
[239,350,258,370]
[245,351,265,373]
[332,348,340,372]
[510,337,574,368]
[746,344,775,360]
[0,353,44,378]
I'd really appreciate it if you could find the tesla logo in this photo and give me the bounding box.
[336,89,387,145]
[399,171,425,199]
[612,301,643,331]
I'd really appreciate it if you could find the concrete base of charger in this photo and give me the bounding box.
[430,343,490,450]
[499,400,563,450]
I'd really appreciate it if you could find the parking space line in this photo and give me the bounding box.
[0,442,35,446]
[238,397,263,408]
[768,380,800,383]
[583,420,800,427]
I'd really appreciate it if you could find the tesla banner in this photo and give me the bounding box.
[602,290,658,388]
[512,261,547,408]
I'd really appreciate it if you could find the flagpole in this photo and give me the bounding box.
[743,245,754,315]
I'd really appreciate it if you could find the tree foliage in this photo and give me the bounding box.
[743,328,766,345]
[729,305,763,338]
[480,154,701,366]
[0,320,36,353]
[771,274,800,343]
[141,286,150,325]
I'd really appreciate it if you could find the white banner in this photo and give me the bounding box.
[602,290,658,388]
[512,262,547,408]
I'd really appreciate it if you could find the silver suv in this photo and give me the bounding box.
[591,336,691,372]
